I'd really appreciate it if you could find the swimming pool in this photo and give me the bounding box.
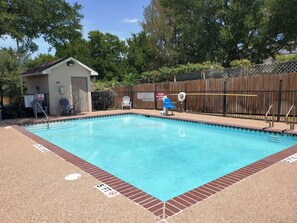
[24,114,297,202]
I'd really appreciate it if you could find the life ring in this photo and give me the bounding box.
[178,92,186,101]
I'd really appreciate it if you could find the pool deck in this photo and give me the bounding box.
[1,109,297,223]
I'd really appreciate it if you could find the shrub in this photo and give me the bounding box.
[140,62,224,83]
[276,54,297,62]
[91,85,116,111]
[91,79,116,110]
[2,96,26,119]
[230,59,252,67]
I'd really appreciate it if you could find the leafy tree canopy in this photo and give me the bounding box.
[0,0,83,53]
[55,31,127,82]
[24,54,58,70]
[55,38,92,68]
[0,49,22,106]
[142,0,297,66]
[126,32,156,75]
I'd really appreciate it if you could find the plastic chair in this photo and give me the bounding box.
[60,98,75,115]
[162,97,176,115]
[121,96,132,109]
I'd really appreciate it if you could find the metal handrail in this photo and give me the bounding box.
[265,104,274,127]
[34,101,49,129]
[285,105,295,130]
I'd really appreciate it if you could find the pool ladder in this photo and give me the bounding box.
[285,105,295,130]
[265,104,274,128]
[33,100,49,129]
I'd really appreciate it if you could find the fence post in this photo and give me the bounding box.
[130,86,133,109]
[103,91,106,110]
[154,84,157,110]
[277,79,283,121]
[223,81,227,116]
[184,83,187,112]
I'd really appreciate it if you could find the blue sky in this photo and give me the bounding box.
[0,0,151,57]
[68,0,151,39]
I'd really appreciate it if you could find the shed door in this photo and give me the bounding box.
[71,77,88,112]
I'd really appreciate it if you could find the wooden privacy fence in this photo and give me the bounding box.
[112,72,297,121]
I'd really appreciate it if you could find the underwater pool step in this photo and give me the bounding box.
[25,122,77,131]
[268,135,281,143]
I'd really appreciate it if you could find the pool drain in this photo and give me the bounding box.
[65,173,81,180]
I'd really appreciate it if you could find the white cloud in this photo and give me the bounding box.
[121,18,139,23]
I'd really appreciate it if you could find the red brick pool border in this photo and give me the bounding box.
[12,113,297,220]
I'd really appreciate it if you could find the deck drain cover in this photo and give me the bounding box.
[65,173,81,180]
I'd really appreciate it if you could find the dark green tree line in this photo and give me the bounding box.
[9,0,297,88]
[142,0,297,66]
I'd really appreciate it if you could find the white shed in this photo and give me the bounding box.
[21,57,98,115]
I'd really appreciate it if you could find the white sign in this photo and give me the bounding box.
[282,153,297,163]
[137,92,155,102]
[95,183,119,198]
[142,92,155,102]
[33,144,50,153]
[24,95,34,108]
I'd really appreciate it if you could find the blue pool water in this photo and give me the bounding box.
[24,115,297,201]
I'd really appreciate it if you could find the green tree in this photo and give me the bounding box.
[0,49,22,108]
[143,0,222,65]
[88,31,127,82]
[55,31,128,82]
[141,0,181,67]
[126,32,155,75]
[55,38,93,68]
[0,0,83,53]
[265,0,297,53]
[25,54,58,70]
[143,0,297,67]
[160,0,221,63]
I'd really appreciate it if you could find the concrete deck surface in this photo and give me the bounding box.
[1,109,297,223]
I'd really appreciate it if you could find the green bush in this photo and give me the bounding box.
[140,62,224,83]
[122,73,138,86]
[2,96,26,119]
[91,90,116,110]
[276,54,297,62]
[230,59,252,67]
[90,79,116,110]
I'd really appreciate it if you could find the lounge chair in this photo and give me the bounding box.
[162,97,176,115]
[60,98,76,115]
[121,96,132,109]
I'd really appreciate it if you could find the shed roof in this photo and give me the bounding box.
[21,57,98,77]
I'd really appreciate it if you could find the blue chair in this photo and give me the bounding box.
[60,98,76,115]
[162,97,176,115]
